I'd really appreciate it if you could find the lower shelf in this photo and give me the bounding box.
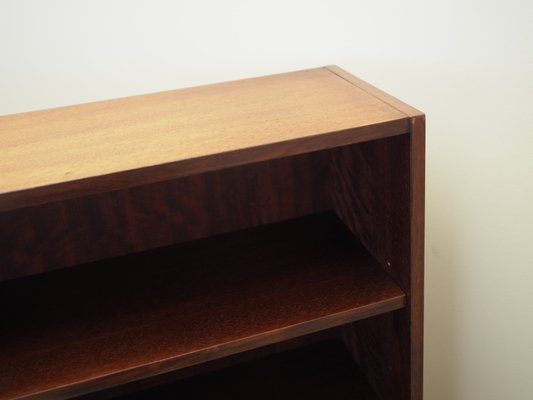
[116,340,379,400]
[0,213,404,399]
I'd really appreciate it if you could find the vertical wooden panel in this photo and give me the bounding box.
[78,329,342,400]
[329,135,411,290]
[340,313,406,400]
[409,115,426,400]
[0,67,424,399]
[329,133,420,400]
[0,151,331,282]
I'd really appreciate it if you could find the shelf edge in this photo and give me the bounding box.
[10,294,405,400]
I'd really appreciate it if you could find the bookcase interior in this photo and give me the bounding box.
[0,132,415,400]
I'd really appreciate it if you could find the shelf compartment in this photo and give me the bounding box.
[0,213,405,400]
[115,340,379,400]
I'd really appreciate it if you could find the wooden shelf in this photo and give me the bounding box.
[0,213,405,400]
[115,340,379,400]
[0,66,424,399]
[0,66,409,212]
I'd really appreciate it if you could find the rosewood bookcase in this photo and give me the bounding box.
[0,66,425,400]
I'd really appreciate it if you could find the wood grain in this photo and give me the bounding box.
[408,114,426,400]
[0,151,330,282]
[328,123,424,400]
[0,66,424,400]
[114,340,379,400]
[329,134,411,290]
[79,329,342,400]
[325,65,424,118]
[328,134,414,400]
[0,213,405,400]
[320,67,425,399]
[0,67,408,212]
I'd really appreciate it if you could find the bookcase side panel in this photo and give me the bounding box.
[328,135,411,290]
[409,115,426,400]
[328,133,419,400]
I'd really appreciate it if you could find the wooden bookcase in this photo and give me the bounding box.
[0,66,425,400]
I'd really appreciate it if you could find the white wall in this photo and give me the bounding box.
[1,1,532,398]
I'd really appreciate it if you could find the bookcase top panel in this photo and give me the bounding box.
[0,66,412,211]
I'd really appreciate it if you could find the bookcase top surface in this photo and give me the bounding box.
[0,66,415,211]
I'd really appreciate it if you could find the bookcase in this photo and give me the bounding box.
[0,66,425,400]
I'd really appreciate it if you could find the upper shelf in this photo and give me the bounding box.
[0,66,419,211]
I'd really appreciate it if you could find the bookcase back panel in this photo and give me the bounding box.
[0,151,330,282]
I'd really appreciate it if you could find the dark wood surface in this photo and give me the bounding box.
[320,66,425,400]
[0,150,330,282]
[329,132,423,400]
[329,120,411,293]
[79,328,342,400]
[329,135,410,399]
[0,67,424,400]
[0,213,405,400]
[113,340,379,400]
[408,114,426,400]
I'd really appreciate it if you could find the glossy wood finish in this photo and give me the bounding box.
[332,138,424,400]
[0,66,424,400]
[81,329,342,400]
[0,151,330,282]
[408,114,426,400]
[114,340,379,400]
[0,214,405,400]
[0,67,408,212]
[325,66,423,118]
[324,66,425,400]
[329,135,411,285]
[329,134,411,399]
